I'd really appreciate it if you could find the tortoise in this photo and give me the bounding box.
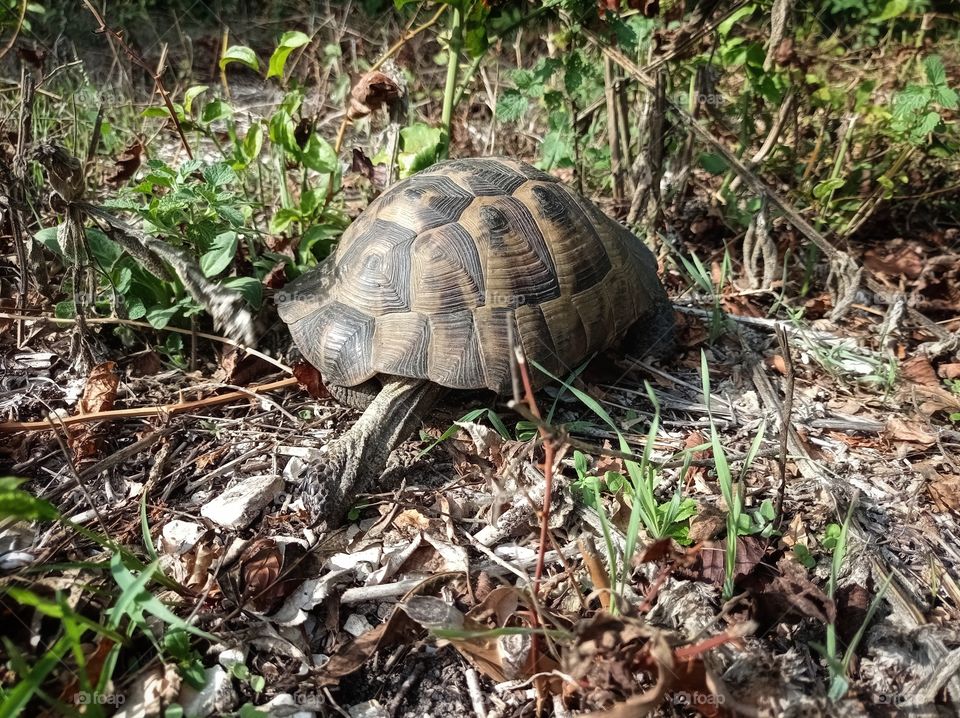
[277,157,675,522]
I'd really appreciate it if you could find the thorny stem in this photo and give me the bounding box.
[438,4,464,160]
[81,0,193,160]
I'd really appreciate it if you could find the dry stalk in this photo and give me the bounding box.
[589,30,954,342]
[0,377,297,433]
[604,57,624,204]
[81,0,193,159]
[773,325,794,524]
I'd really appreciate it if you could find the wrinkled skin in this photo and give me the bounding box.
[302,377,446,524]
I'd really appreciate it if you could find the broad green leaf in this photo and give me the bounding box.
[220,45,259,71]
[222,276,263,308]
[539,129,572,169]
[34,226,61,255]
[699,153,728,174]
[0,478,58,521]
[268,109,298,152]
[203,163,237,188]
[401,123,442,154]
[267,31,310,79]
[269,207,301,234]
[875,0,908,21]
[55,300,75,319]
[141,107,171,119]
[299,133,338,173]
[145,305,180,330]
[241,123,264,162]
[201,99,233,124]
[813,177,845,200]
[923,55,946,86]
[718,4,755,37]
[199,231,238,277]
[495,90,527,123]
[184,85,208,114]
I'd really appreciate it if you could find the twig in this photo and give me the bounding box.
[11,64,34,348]
[774,325,794,525]
[81,0,193,159]
[0,377,298,433]
[464,668,487,718]
[0,0,27,61]
[604,57,623,204]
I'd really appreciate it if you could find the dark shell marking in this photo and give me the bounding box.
[277,157,668,393]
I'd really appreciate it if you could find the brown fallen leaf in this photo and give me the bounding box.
[901,355,940,388]
[863,242,925,280]
[740,555,835,630]
[78,361,119,415]
[565,612,736,718]
[684,537,767,587]
[836,583,871,650]
[938,363,960,380]
[69,362,120,461]
[291,360,329,400]
[215,347,274,387]
[687,504,727,543]
[348,70,404,120]
[106,139,143,185]
[884,416,937,449]
[318,608,422,686]
[927,471,960,513]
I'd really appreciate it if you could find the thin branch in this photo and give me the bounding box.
[0,378,298,433]
[81,0,193,159]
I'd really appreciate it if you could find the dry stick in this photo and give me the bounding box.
[725,92,794,196]
[11,65,34,349]
[773,325,794,525]
[0,377,298,433]
[590,33,954,343]
[0,312,289,373]
[603,57,623,204]
[0,0,27,61]
[511,344,555,594]
[81,0,193,159]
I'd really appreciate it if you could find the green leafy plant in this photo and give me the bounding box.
[890,55,958,146]
[702,351,768,601]
[815,502,893,700]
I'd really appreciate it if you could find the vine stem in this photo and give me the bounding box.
[438,4,464,160]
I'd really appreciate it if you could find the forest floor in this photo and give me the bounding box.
[1,3,959,717]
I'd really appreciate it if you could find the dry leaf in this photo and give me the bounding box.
[938,363,960,380]
[318,608,422,686]
[928,472,960,513]
[863,243,925,280]
[901,356,940,388]
[69,361,120,461]
[884,417,937,448]
[292,360,329,400]
[348,70,403,120]
[106,139,143,185]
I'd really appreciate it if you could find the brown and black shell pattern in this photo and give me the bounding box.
[277,157,668,393]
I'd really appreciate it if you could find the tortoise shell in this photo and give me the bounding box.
[277,157,669,393]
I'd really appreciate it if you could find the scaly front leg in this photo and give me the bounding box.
[300,376,446,525]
